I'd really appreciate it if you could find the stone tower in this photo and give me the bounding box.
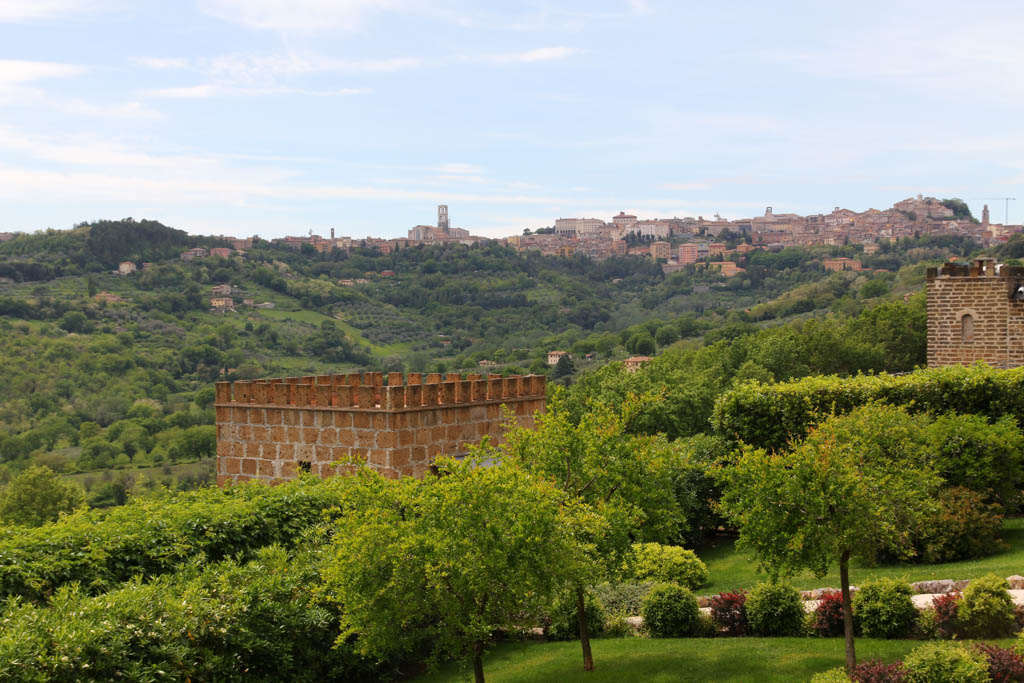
[438,204,450,233]
[926,259,1024,368]
[982,204,990,227]
[215,371,546,484]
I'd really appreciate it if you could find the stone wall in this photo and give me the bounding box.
[926,260,1024,368]
[214,372,546,485]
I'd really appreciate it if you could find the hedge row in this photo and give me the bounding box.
[711,365,1024,450]
[0,477,356,602]
[0,546,394,682]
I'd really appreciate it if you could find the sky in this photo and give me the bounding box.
[3,0,1024,239]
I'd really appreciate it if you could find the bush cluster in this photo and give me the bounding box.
[712,365,1024,453]
[901,642,989,683]
[0,546,392,682]
[812,591,847,637]
[709,590,748,636]
[853,578,918,639]
[959,574,1017,639]
[641,583,702,638]
[745,582,805,637]
[0,476,354,601]
[630,542,709,590]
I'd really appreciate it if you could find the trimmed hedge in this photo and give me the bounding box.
[0,476,357,602]
[712,365,1024,451]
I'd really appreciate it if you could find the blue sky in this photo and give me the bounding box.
[2,0,1024,239]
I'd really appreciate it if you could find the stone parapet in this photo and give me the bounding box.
[215,372,546,486]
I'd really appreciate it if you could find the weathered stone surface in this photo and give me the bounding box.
[910,579,955,595]
[1007,575,1024,590]
[215,372,546,484]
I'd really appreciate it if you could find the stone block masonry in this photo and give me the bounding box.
[926,259,1024,368]
[214,371,547,486]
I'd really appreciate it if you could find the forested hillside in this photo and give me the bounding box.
[0,219,980,494]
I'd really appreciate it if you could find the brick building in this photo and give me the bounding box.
[214,372,547,484]
[926,259,1024,368]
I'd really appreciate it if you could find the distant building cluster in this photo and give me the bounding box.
[272,205,489,257]
[501,195,1022,272]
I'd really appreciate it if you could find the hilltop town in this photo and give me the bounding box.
[119,196,1021,277]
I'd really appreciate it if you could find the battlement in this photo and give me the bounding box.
[215,372,547,485]
[927,259,1024,281]
[214,371,546,411]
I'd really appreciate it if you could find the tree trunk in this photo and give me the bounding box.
[840,550,856,672]
[577,584,594,671]
[473,647,485,683]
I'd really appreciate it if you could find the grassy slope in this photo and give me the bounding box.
[419,638,1015,683]
[699,518,1024,595]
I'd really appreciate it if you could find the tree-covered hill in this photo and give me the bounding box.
[0,218,229,280]
[0,220,983,489]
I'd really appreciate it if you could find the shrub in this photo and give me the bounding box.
[973,644,1024,683]
[931,592,961,639]
[630,542,709,590]
[902,642,989,683]
[812,667,851,683]
[593,582,654,616]
[853,578,917,639]
[711,364,1024,451]
[544,590,606,641]
[0,476,358,602]
[923,413,1024,511]
[0,546,391,682]
[850,659,907,683]
[745,582,805,637]
[959,573,1016,638]
[709,590,747,636]
[918,487,1004,563]
[813,590,847,637]
[916,608,939,640]
[641,582,701,638]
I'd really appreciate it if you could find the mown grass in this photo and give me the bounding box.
[419,637,1016,683]
[698,517,1024,595]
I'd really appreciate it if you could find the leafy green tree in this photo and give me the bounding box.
[493,393,683,671]
[718,405,941,672]
[58,311,89,333]
[0,465,84,526]
[551,353,575,381]
[324,460,591,683]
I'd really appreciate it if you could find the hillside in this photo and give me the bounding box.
[0,219,980,491]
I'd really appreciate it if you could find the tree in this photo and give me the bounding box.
[551,352,575,381]
[493,392,684,671]
[324,460,591,683]
[0,465,84,526]
[717,405,941,672]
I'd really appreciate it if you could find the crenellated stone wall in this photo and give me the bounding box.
[214,371,546,485]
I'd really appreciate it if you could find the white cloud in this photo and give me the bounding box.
[0,59,86,84]
[204,52,422,83]
[145,84,368,98]
[131,56,188,70]
[197,0,401,32]
[143,85,218,98]
[477,47,583,64]
[63,99,161,118]
[432,163,483,175]
[0,0,108,22]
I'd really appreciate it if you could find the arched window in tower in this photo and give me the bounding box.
[961,313,974,343]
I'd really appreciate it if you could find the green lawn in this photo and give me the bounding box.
[418,637,1016,683]
[698,517,1024,595]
